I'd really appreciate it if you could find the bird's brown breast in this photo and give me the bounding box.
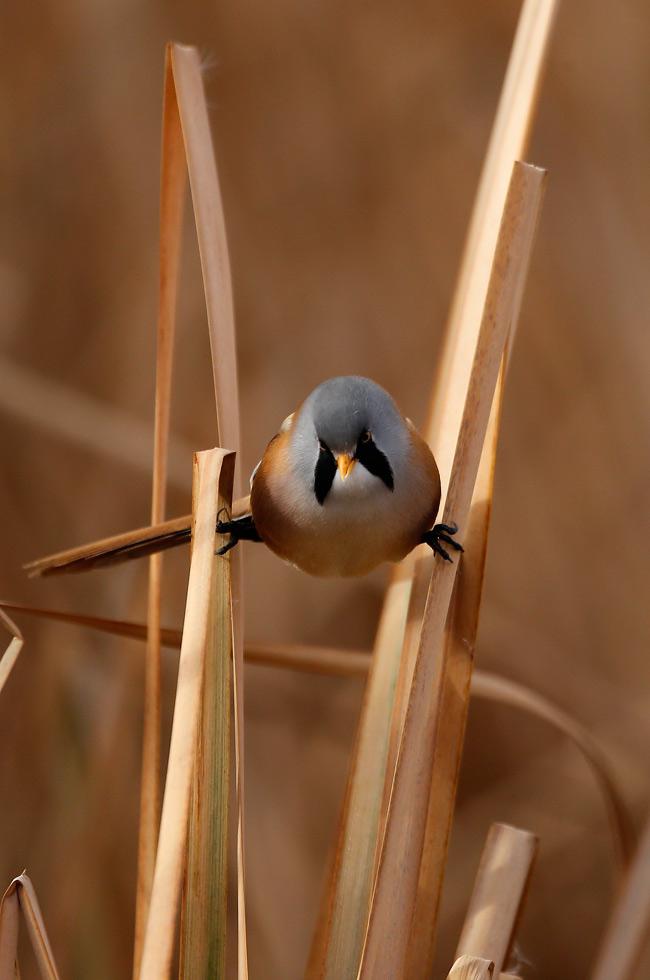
[251,423,441,577]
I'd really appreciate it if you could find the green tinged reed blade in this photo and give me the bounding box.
[179,462,234,978]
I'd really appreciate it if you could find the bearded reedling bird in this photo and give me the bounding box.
[216,376,461,577]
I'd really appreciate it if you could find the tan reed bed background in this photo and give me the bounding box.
[1,1,649,978]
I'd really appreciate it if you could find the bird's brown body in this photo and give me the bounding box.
[251,412,440,577]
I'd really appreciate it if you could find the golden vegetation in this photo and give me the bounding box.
[1,2,649,978]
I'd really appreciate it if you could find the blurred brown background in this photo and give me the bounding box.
[1,1,649,977]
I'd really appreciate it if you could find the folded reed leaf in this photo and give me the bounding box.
[0,873,61,980]
[0,609,23,698]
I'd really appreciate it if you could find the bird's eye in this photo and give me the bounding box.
[319,439,329,454]
[360,430,371,443]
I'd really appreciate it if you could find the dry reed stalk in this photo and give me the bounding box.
[389,2,559,970]
[45,38,249,975]
[164,43,247,973]
[403,137,549,976]
[357,161,546,980]
[0,602,368,676]
[310,4,558,972]
[23,497,250,579]
[0,601,185,648]
[454,823,538,974]
[139,448,234,980]
[179,455,235,977]
[0,873,61,980]
[428,0,558,461]
[404,382,503,978]
[133,41,187,977]
[0,609,23,697]
[591,816,650,980]
[385,0,559,771]
[446,955,494,980]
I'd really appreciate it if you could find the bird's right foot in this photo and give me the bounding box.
[422,522,464,563]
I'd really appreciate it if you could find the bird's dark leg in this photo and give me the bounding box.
[422,522,464,563]
[215,512,263,556]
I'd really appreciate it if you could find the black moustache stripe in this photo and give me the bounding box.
[314,446,337,504]
[356,439,394,491]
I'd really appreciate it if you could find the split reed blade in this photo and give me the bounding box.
[446,955,495,980]
[179,452,235,977]
[454,823,538,975]
[139,448,234,980]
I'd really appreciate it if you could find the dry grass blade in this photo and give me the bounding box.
[396,4,559,971]
[0,601,184,648]
[244,643,369,678]
[23,497,250,578]
[455,823,538,974]
[170,44,240,459]
[179,452,234,977]
[139,448,234,980]
[590,816,650,980]
[427,0,558,464]
[311,4,558,972]
[0,601,371,676]
[166,42,248,975]
[447,955,495,980]
[0,595,633,880]
[383,0,559,865]
[0,873,61,980]
[0,609,23,698]
[357,161,546,980]
[386,0,560,770]
[2,594,632,875]
[472,670,634,868]
[133,41,188,976]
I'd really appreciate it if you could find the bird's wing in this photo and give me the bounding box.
[250,412,294,490]
[249,458,261,490]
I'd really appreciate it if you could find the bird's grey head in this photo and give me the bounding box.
[291,376,410,504]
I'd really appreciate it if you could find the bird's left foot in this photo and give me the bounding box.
[215,512,262,556]
[422,523,464,563]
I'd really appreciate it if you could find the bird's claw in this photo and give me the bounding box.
[215,513,262,556]
[422,522,464,563]
[215,537,238,557]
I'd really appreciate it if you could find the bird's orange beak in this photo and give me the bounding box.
[337,453,356,481]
